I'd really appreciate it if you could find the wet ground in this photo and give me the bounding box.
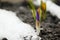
[0,2,60,40]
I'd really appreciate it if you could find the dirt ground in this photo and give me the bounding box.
[0,2,60,40]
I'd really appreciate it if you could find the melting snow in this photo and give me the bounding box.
[0,9,41,40]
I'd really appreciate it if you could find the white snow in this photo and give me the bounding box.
[46,1,60,18]
[33,0,60,19]
[33,0,41,6]
[0,9,41,40]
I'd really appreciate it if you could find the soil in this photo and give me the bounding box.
[0,2,60,40]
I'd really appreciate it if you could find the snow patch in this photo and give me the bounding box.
[0,9,41,40]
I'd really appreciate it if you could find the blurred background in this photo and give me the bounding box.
[0,0,60,40]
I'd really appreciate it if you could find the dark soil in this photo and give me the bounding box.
[0,2,60,40]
